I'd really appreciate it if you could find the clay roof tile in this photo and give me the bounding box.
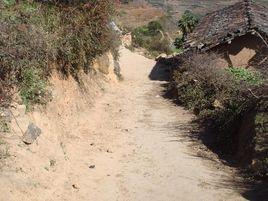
[185,0,268,51]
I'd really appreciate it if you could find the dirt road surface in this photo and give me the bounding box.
[0,48,246,201]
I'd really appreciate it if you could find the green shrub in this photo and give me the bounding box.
[2,0,15,6]
[172,53,244,114]
[0,0,119,107]
[173,10,199,52]
[177,10,199,40]
[0,117,10,133]
[174,36,184,49]
[132,26,151,48]
[147,21,163,35]
[132,20,171,55]
[171,52,267,170]
[227,67,263,85]
[20,67,48,111]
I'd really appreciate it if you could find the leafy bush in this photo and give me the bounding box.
[227,67,263,85]
[0,117,10,133]
[20,67,48,111]
[52,1,118,76]
[177,10,199,40]
[0,0,119,107]
[174,36,183,49]
[170,52,267,178]
[131,20,171,55]
[147,21,162,35]
[132,26,151,48]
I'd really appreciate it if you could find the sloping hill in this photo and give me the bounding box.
[147,0,267,18]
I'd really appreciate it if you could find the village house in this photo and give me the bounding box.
[185,0,268,70]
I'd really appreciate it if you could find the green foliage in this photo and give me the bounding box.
[172,53,258,144]
[174,36,184,49]
[132,21,161,40]
[171,52,267,178]
[20,67,48,111]
[132,26,150,47]
[54,1,118,76]
[227,67,263,85]
[0,118,10,133]
[173,10,198,50]
[132,20,171,56]
[177,10,199,39]
[0,0,119,107]
[147,21,163,35]
[2,0,15,6]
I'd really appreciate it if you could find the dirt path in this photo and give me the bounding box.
[1,48,247,201]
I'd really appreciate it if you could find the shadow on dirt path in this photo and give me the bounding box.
[150,59,268,201]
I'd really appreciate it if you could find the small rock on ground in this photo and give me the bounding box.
[22,123,42,144]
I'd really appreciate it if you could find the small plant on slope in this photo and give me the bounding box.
[19,67,48,111]
[227,67,264,85]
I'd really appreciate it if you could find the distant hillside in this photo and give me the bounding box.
[117,0,268,43]
[147,0,267,17]
[147,0,239,17]
[118,0,267,31]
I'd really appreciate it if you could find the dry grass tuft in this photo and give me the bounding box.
[0,0,119,108]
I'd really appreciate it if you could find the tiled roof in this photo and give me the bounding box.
[185,0,268,51]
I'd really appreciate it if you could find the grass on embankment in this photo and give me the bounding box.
[0,0,119,110]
